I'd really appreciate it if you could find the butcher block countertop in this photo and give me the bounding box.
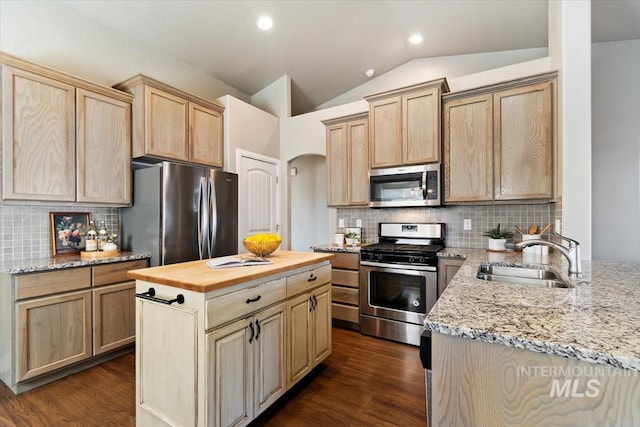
[127,250,334,293]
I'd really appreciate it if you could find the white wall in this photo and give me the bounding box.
[289,155,329,251]
[316,48,548,110]
[549,1,593,259]
[252,76,291,118]
[0,1,248,102]
[217,96,280,174]
[592,39,640,261]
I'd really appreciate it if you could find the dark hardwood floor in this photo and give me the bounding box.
[0,327,426,426]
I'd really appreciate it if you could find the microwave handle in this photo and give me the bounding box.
[421,171,427,200]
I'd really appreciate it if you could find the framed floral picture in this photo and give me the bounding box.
[50,212,91,256]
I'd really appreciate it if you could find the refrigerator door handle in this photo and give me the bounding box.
[198,176,210,259]
[209,176,217,258]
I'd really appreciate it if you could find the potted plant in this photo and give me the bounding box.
[484,223,513,251]
[344,231,361,246]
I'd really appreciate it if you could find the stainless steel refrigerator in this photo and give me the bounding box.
[121,161,238,266]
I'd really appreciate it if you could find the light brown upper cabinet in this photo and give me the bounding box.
[115,75,224,168]
[323,113,369,206]
[443,72,556,204]
[365,79,449,168]
[0,53,133,205]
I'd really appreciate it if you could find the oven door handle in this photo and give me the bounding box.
[421,171,427,200]
[360,261,437,272]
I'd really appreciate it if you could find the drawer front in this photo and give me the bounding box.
[331,252,359,270]
[93,259,149,287]
[332,286,359,305]
[332,303,359,323]
[16,267,91,300]
[332,269,359,288]
[286,264,332,297]
[206,278,286,329]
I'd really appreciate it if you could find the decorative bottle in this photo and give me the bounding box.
[98,220,108,251]
[86,220,98,252]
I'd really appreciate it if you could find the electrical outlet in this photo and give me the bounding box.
[356,219,362,228]
[555,219,561,234]
[464,219,472,231]
[338,218,345,228]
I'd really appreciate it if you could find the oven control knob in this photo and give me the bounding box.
[376,254,384,261]
[409,256,415,263]
[419,257,426,264]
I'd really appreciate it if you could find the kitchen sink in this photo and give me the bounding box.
[476,264,570,288]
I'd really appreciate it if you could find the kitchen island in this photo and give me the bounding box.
[425,249,640,425]
[127,250,333,427]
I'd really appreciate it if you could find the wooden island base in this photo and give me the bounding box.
[432,333,640,426]
[128,251,334,427]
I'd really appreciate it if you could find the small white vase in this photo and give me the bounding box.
[487,238,506,251]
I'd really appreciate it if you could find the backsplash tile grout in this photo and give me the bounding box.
[0,204,120,262]
[336,203,558,248]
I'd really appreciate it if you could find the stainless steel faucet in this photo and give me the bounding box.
[516,231,583,277]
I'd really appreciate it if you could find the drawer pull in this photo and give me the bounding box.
[307,273,317,282]
[246,295,262,304]
[136,287,185,305]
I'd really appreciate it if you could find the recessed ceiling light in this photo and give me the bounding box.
[409,34,423,44]
[365,69,375,77]
[257,16,273,31]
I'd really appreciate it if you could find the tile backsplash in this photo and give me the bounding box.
[336,203,559,248]
[0,204,120,262]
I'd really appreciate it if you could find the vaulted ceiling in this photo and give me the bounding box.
[61,0,640,115]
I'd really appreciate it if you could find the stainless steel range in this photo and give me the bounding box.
[359,222,444,346]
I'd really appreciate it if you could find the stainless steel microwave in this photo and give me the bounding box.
[369,164,441,208]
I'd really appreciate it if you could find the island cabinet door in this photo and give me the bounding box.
[136,296,199,427]
[16,290,92,381]
[254,302,286,417]
[311,284,332,366]
[207,317,253,427]
[286,292,312,388]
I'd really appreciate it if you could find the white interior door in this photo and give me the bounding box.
[238,151,279,252]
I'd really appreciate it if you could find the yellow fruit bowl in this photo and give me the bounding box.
[243,234,282,257]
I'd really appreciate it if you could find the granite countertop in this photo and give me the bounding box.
[311,244,362,253]
[0,251,152,274]
[127,251,333,293]
[426,248,640,372]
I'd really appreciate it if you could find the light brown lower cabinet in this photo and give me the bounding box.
[17,290,93,382]
[134,260,332,427]
[93,281,136,355]
[437,256,465,297]
[0,259,148,394]
[314,250,360,327]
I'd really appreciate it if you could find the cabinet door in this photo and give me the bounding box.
[286,292,312,387]
[137,297,198,427]
[208,317,253,427]
[254,303,286,416]
[76,88,132,204]
[369,96,402,168]
[311,284,332,366]
[443,94,494,202]
[494,82,553,200]
[437,257,465,297]
[144,85,189,161]
[403,87,440,164]
[326,123,348,206]
[190,102,223,167]
[93,282,135,355]
[348,118,369,205]
[1,65,75,201]
[17,290,92,381]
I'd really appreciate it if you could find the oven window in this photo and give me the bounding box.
[369,271,426,313]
